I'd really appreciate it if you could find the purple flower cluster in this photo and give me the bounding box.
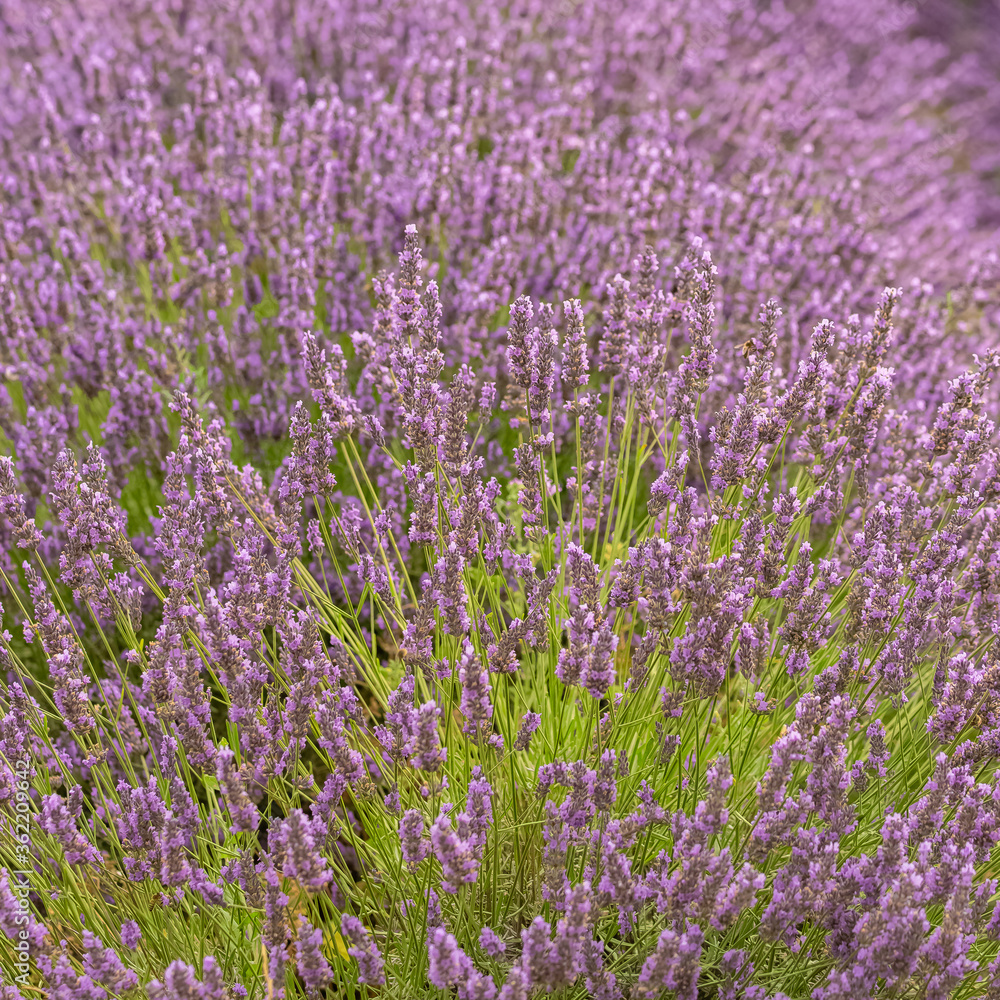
[430,769,494,893]
[340,914,385,987]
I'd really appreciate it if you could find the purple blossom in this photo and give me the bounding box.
[216,748,259,834]
[479,926,506,957]
[81,931,138,994]
[431,801,488,893]
[37,786,100,865]
[557,544,619,697]
[120,920,141,951]
[459,641,494,735]
[537,752,622,835]
[407,700,447,773]
[340,915,385,986]
[269,810,331,890]
[514,712,542,752]
[634,922,704,1000]
[428,927,497,999]
[147,956,231,1000]
[0,458,41,551]
[399,809,429,870]
[295,921,333,995]
[562,299,590,390]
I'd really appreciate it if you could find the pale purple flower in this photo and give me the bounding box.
[120,920,141,951]
[340,915,385,986]
[479,926,506,957]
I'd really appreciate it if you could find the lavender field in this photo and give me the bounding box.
[2,0,1000,997]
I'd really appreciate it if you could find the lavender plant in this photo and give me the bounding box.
[2,1,1000,999]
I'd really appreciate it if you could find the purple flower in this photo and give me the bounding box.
[120,920,141,951]
[464,768,494,838]
[216,748,259,834]
[536,757,616,830]
[673,243,718,402]
[146,956,231,1000]
[514,712,542,752]
[407,700,447,773]
[431,806,487,893]
[295,921,333,994]
[597,841,636,934]
[24,566,95,733]
[459,641,494,735]
[262,861,290,996]
[0,458,41,551]
[557,545,619,697]
[81,931,138,993]
[479,926,506,957]
[599,275,630,376]
[865,720,891,779]
[634,922,703,1000]
[37,787,100,865]
[428,926,496,998]
[384,785,401,814]
[340,915,385,986]
[269,810,331,890]
[505,883,594,993]
[561,299,590,390]
[399,809,429,870]
[507,296,534,390]
[432,541,471,637]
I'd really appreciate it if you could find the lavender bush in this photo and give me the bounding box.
[3,1,1000,998]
